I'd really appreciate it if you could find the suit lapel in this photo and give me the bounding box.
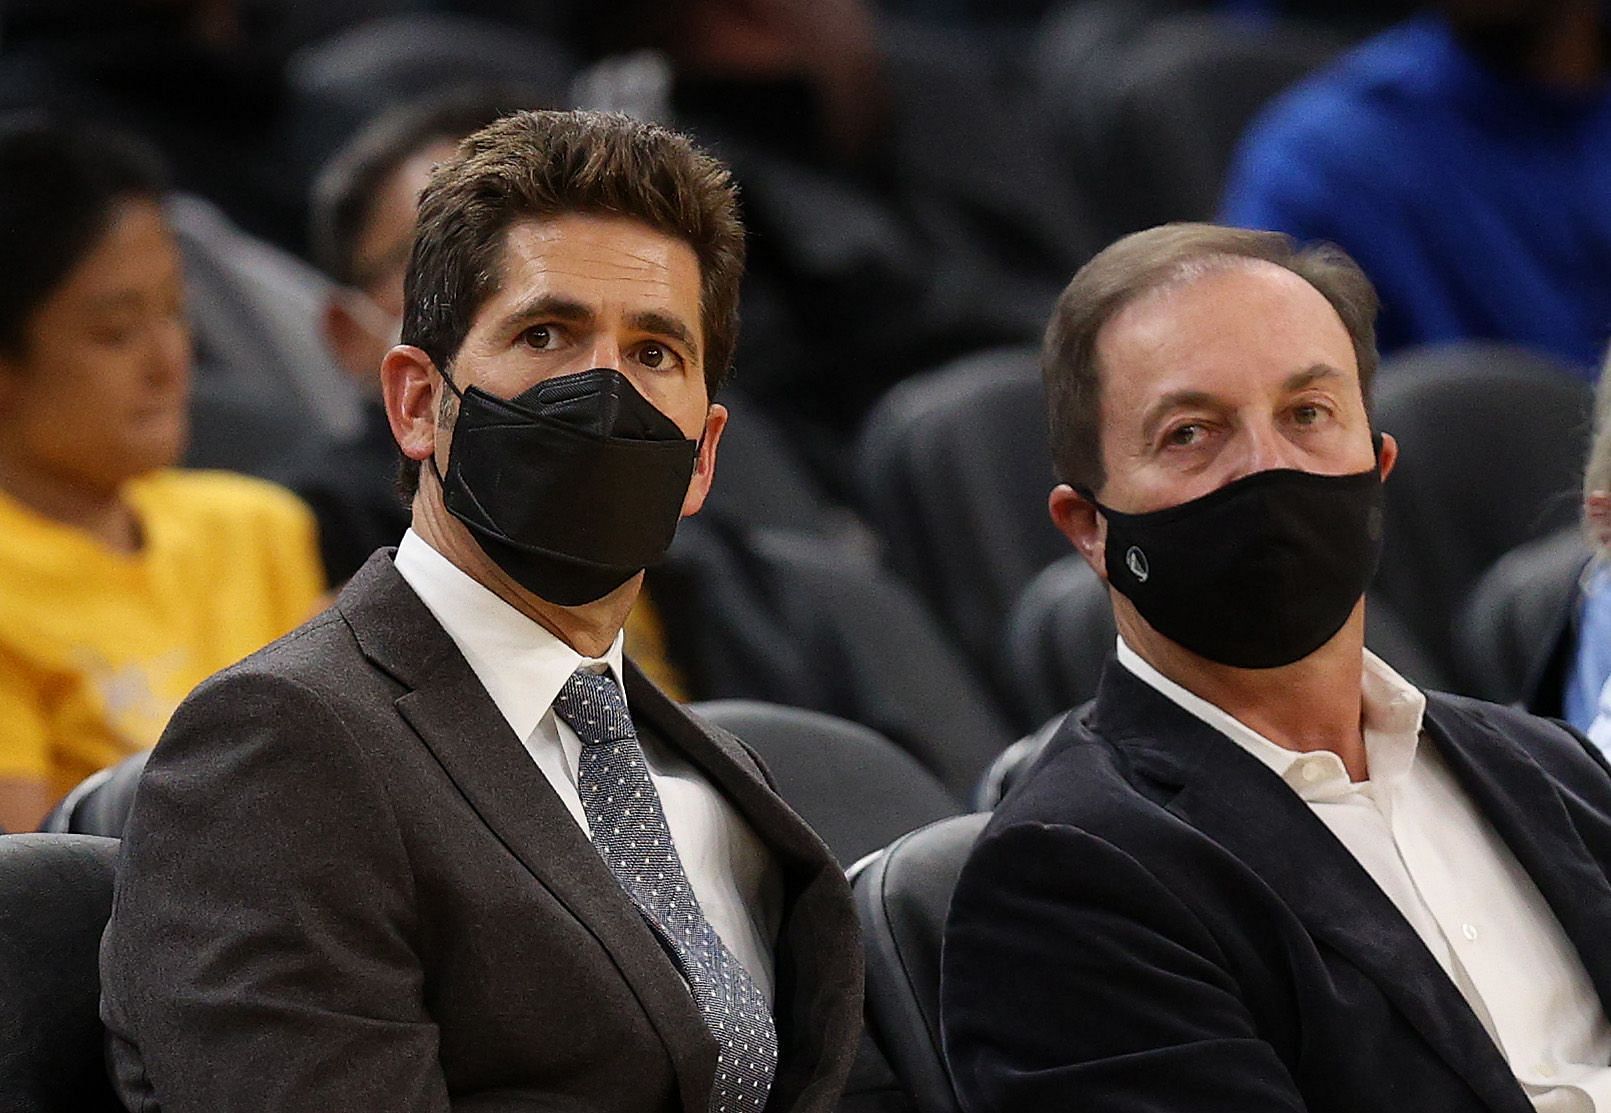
[337,554,719,1113]
[1091,664,1530,1113]
[1424,696,1611,1016]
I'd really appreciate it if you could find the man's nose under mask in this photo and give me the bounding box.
[431,366,698,607]
[1082,455,1386,669]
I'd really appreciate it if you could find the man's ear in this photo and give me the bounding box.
[1049,483,1108,581]
[381,344,443,468]
[680,403,727,518]
[1377,430,1398,482]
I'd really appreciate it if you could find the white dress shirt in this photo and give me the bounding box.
[395,530,781,999]
[1117,637,1611,1111]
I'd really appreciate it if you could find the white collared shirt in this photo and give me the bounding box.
[1118,638,1611,1111]
[395,530,780,999]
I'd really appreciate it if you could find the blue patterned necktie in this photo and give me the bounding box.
[552,668,778,1113]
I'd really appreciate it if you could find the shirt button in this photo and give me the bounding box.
[1537,1063,1556,1080]
[1300,763,1325,784]
[1462,923,1479,942]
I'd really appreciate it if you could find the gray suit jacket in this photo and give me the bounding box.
[100,552,864,1112]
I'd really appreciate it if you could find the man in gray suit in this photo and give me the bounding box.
[100,109,863,1112]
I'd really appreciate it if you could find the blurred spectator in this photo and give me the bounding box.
[1222,0,1611,372]
[574,0,1097,479]
[0,119,326,830]
[172,190,368,480]
[1577,367,1611,742]
[296,87,536,584]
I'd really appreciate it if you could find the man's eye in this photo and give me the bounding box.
[1293,403,1326,425]
[1165,423,1203,447]
[637,343,676,370]
[521,325,556,350]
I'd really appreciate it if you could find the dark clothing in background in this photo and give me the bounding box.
[662,26,1097,480]
[0,3,312,250]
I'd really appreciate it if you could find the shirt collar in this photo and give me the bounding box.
[393,529,626,741]
[1115,636,1426,799]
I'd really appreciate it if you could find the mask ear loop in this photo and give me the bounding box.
[1071,483,1112,518]
[427,362,464,488]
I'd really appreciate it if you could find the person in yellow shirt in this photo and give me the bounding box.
[0,119,325,830]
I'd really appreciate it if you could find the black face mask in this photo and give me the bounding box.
[431,367,698,607]
[1084,457,1386,669]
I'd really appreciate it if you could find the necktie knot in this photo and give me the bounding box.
[552,668,632,745]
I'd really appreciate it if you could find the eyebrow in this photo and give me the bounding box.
[1137,364,1349,442]
[493,296,700,359]
[1139,389,1220,444]
[1284,363,1346,392]
[628,309,700,360]
[496,294,595,334]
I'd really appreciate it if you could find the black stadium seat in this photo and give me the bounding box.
[973,712,1070,812]
[691,701,963,867]
[701,396,845,535]
[661,522,1015,798]
[857,347,1065,685]
[1457,528,1593,713]
[0,834,122,1113]
[852,813,990,1113]
[1003,555,1115,728]
[42,700,967,867]
[40,749,150,839]
[1373,343,1593,685]
[1087,13,1344,236]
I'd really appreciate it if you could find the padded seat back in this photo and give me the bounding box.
[857,347,1064,680]
[853,813,990,1113]
[660,522,1014,798]
[40,749,150,839]
[1095,13,1343,234]
[691,701,962,866]
[1373,343,1593,681]
[0,834,122,1113]
[1456,528,1592,711]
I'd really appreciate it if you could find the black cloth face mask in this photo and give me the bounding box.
[1084,451,1386,669]
[430,367,698,606]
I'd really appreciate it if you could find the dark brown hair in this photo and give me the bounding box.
[1043,223,1380,494]
[398,108,745,496]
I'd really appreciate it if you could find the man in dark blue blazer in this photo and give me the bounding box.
[942,223,1611,1112]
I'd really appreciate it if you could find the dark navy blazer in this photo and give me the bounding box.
[942,659,1611,1113]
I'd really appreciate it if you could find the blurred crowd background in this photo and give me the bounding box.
[4,0,1610,830]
